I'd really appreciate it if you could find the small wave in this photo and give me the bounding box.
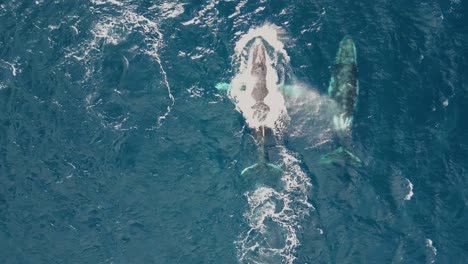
[90,0,124,6]
[404,178,414,201]
[228,0,247,19]
[154,2,185,19]
[181,0,219,27]
[0,59,20,77]
[425,239,437,263]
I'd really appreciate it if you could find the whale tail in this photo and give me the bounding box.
[241,162,283,176]
[319,147,362,167]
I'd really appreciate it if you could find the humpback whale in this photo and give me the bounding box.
[241,39,281,175]
[240,39,282,175]
[328,36,359,132]
[213,37,281,175]
[215,37,285,175]
[321,36,362,166]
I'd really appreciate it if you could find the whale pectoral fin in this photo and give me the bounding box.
[215,82,231,92]
[241,162,283,176]
[319,147,362,167]
[266,163,283,172]
[280,84,302,98]
[333,115,353,132]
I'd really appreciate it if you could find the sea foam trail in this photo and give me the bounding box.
[65,3,176,129]
[236,147,314,264]
[231,24,313,264]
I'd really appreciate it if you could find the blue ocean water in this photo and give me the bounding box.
[0,0,467,263]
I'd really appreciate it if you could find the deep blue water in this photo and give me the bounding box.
[0,0,467,263]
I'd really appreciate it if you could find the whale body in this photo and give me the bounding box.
[320,36,362,166]
[250,41,271,123]
[328,36,359,132]
[240,39,282,175]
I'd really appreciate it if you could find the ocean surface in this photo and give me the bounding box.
[0,0,467,263]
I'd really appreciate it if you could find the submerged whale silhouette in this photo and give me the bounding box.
[320,36,362,166]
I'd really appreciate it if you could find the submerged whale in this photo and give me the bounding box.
[328,36,359,132]
[321,36,362,166]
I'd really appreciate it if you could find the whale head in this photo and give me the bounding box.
[251,39,267,77]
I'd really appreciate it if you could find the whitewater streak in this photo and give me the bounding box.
[231,24,313,264]
[66,2,176,129]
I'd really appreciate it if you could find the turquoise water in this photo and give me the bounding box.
[0,0,467,263]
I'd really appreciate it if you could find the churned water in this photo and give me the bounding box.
[0,0,467,263]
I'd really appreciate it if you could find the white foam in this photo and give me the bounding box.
[238,186,299,264]
[10,64,17,76]
[228,0,247,19]
[404,178,414,201]
[90,0,124,6]
[279,147,313,195]
[234,24,290,63]
[237,148,313,264]
[426,239,437,263]
[182,0,218,26]
[70,25,79,35]
[229,25,290,130]
[254,6,266,14]
[48,25,60,31]
[1,59,20,77]
[157,2,185,18]
[66,5,175,129]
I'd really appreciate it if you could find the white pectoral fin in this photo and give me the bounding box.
[280,84,303,98]
[241,162,283,176]
[345,116,353,127]
[319,147,362,167]
[215,82,231,92]
[333,114,352,131]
